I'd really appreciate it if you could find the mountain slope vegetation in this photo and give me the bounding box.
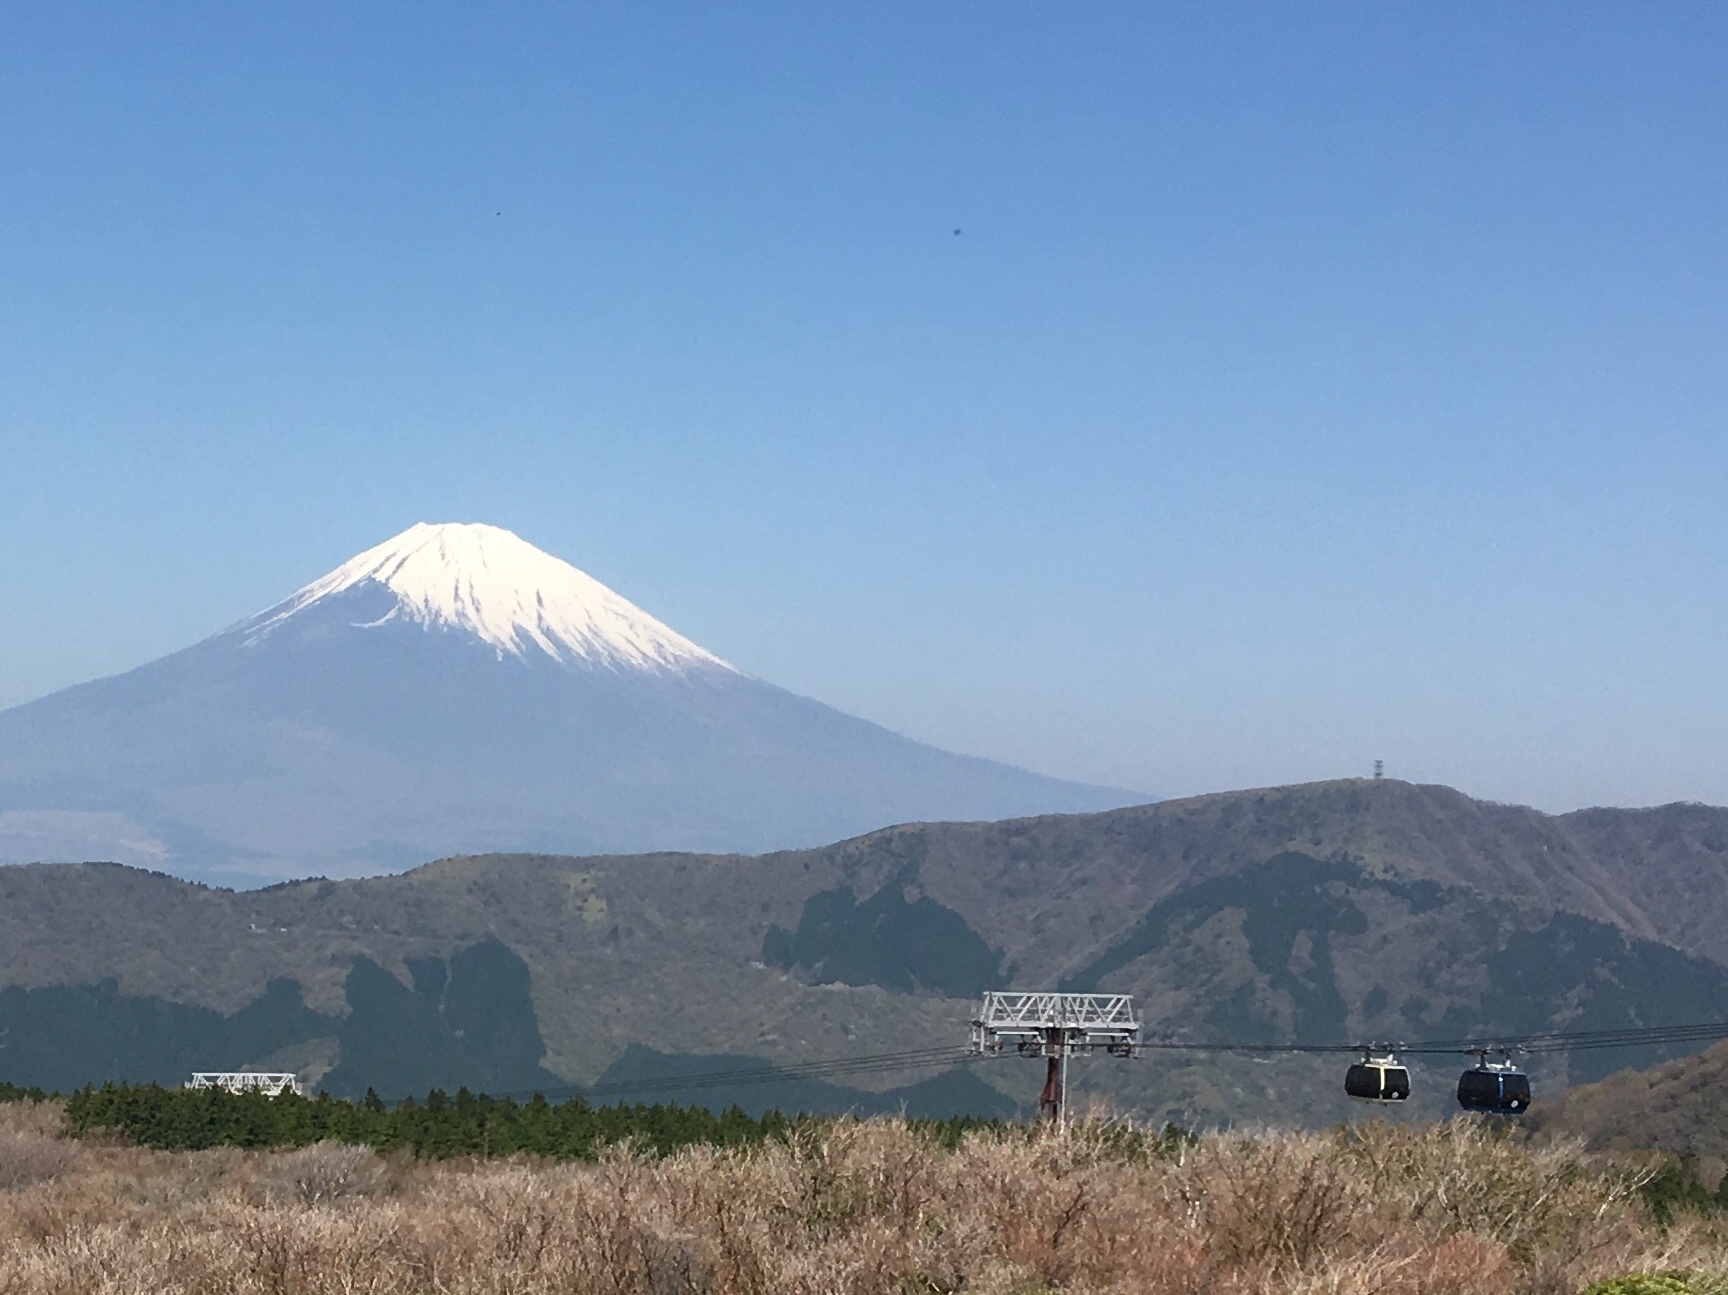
[1526,1039,1728,1159]
[2,779,1727,1124]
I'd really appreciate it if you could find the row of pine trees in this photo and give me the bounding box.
[26,1082,996,1159]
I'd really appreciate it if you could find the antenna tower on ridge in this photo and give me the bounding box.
[1373,760,1383,780]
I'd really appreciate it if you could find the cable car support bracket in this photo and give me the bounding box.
[970,992,1142,1125]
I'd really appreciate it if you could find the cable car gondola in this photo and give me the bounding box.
[1456,1050,1531,1114]
[1344,1048,1410,1102]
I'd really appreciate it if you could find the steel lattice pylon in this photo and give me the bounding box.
[970,992,1141,1125]
[186,1072,304,1098]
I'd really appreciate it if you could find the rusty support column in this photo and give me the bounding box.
[1037,1026,1066,1125]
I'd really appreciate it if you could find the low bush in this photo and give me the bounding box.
[245,1140,391,1206]
[8,1095,1728,1292]
[1582,1278,1726,1295]
[0,1099,76,1191]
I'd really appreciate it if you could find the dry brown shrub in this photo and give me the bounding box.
[0,1104,76,1196]
[0,1102,65,1141]
[1550,1213,1728,1295]
[1185,1129,1355,1272]
[0,1135,75,1195]
[244,1141,390,1207]
[1337,1118,1642,1265]
[3,1116,1728,1295]
[129,1145,249,1210]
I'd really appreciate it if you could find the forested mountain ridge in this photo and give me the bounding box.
[1525,1040,1728,1161]
[3,778,1727,1125]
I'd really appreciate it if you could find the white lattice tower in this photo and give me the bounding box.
[186,1072,304,1098]
[970,992,1141,1124]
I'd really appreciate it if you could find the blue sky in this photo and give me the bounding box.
[3,3,1725,811]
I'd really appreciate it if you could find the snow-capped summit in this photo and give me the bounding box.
[0,522,1142,885]
[237,522,733,673]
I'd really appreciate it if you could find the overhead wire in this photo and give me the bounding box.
[585,1048,979,1097]
[481,1019,1728,1105]
[1135,1021,1728,1059]
[488,1045,981,1104]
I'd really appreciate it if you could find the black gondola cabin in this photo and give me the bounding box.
[1344,1051,1411,1102]
[1456,1059,1531,1113]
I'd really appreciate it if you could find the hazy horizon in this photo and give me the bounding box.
[5,5,1726,814]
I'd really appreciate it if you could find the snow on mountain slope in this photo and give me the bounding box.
[236,522,733,673]
[0,521,1145,883]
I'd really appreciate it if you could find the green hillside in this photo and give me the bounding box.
[2,779,1727,1125]
[1526,1039,1728,1159]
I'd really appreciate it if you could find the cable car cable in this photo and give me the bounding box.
[471,1019,1728,1107]
[484,1045,983,1103]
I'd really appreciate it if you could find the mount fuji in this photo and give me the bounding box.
[0,523,1144,884]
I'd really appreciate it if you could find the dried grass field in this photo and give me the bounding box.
[1,1099,1724,1295]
